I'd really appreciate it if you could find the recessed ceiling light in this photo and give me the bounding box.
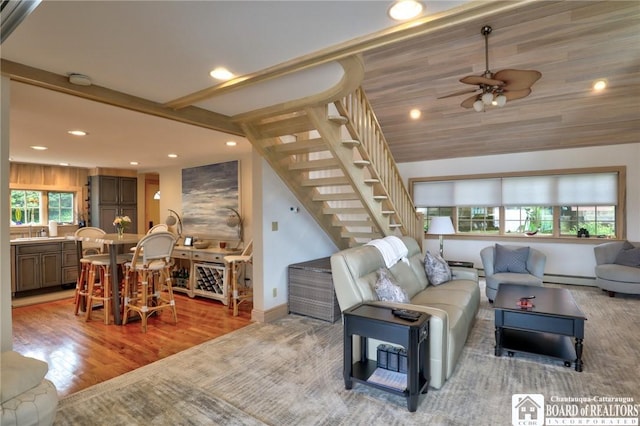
[168,153,178,158]
[388,0,423,21]
[30,145,48,151]
[226,141,237,147]
[209,67,234,81]
[130,161,139,166]
[68,130,88,136]
[409,109,421,119]
[593,79,607,91]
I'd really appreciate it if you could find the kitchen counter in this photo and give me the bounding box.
[10,236,68,245]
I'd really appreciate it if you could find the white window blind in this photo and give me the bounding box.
[413,181,453,206]
[413,172,617,207]
[413,179,501,207]
[502,176,556,206]
[556,173,617,205]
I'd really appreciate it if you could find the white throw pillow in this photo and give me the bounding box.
[424,251,451,285]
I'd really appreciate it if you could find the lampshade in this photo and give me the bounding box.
[427,217,455,235]
[427,216,455,258]
[224,207,243,244]
[473,99,484,112]
[165,209,183,237]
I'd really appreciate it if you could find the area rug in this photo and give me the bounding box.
[55,284,640,425]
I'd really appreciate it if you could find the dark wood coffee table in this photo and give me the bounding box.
[494,284,587,371]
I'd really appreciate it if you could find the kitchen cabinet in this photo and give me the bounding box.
[90,175,137,233]
[12,240,78,295]
[15,243,62,292]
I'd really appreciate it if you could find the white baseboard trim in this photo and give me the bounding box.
[251,303,289,323]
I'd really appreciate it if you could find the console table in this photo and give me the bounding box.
[343,303,430,412]
[171,246,240,305]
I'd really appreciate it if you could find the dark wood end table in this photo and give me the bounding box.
[343,303,430,412]
[494,284,587,371]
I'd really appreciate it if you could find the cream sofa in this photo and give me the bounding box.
[1,351,58,426]
[330,236,480,389]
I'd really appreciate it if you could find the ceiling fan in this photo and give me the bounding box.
[438,25,542,111]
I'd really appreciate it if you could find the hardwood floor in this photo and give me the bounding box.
[11,293,252,397]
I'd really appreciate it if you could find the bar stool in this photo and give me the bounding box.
[73,227,109,316]
[85,253,128,325]
[224,240,253,316]
[122,231,177,332]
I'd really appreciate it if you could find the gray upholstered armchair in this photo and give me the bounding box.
[593,241,640,296]
[480,244,547,302]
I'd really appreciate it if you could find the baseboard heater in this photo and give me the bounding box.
[478,270,596,287]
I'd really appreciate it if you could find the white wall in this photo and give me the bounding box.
[253,155,337,313]
[156,152,254,244]
[399,144,640,279]
[1,75,12,350]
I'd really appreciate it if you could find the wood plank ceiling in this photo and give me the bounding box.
[361,1,640,163]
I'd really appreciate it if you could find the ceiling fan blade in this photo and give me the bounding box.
[493,69,542,91]
[461,94,479,109]
[504,88,532,102]
[460,75,504,87]
[437,88,479,99]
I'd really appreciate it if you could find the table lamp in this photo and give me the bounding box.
[427,216,455,257]
[165,209,183,238]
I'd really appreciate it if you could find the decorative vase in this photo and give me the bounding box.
[117,227,124,238]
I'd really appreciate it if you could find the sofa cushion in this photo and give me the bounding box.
[494,244,530,273]
[424,251,451,285]
[595,264,640,284]
[614,241,640,267]
[389,259,424,298]
[1,351,49,403]
[374,268,409,303]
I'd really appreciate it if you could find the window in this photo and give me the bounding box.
[11,190,42,225]
[418,207,453,232]
[559,206,616,237]
[48,192,75,223]
[504,207,553,235]
[458,207,499,233]
[410,167,624,238]
[10,190,75,225]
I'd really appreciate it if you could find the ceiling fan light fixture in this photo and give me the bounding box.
[473,99,484,112]
[388,0,423,21]
[495,94,507,107]
[481,92,494,105]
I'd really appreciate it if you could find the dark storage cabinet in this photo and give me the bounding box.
[288,257,341,323]
[90,175,137,233]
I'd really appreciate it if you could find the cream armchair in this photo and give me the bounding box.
[481,244,546,302]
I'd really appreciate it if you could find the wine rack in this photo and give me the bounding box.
[193,262,227,303]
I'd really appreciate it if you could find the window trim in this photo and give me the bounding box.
[410,166,626,240]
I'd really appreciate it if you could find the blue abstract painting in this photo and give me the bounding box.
[181,160,239,238]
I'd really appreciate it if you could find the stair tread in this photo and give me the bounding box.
[301,176,349,186]
[271,138,328,154]
[288,158,339,171]
[313,192,360,201]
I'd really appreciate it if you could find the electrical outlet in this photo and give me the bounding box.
[272,221,278,231]
[272,288,277,298]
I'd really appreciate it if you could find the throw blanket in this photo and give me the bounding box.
[366,236,409,268]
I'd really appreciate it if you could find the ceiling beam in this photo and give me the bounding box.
[164,0,534,109]
[1,59,244,136]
